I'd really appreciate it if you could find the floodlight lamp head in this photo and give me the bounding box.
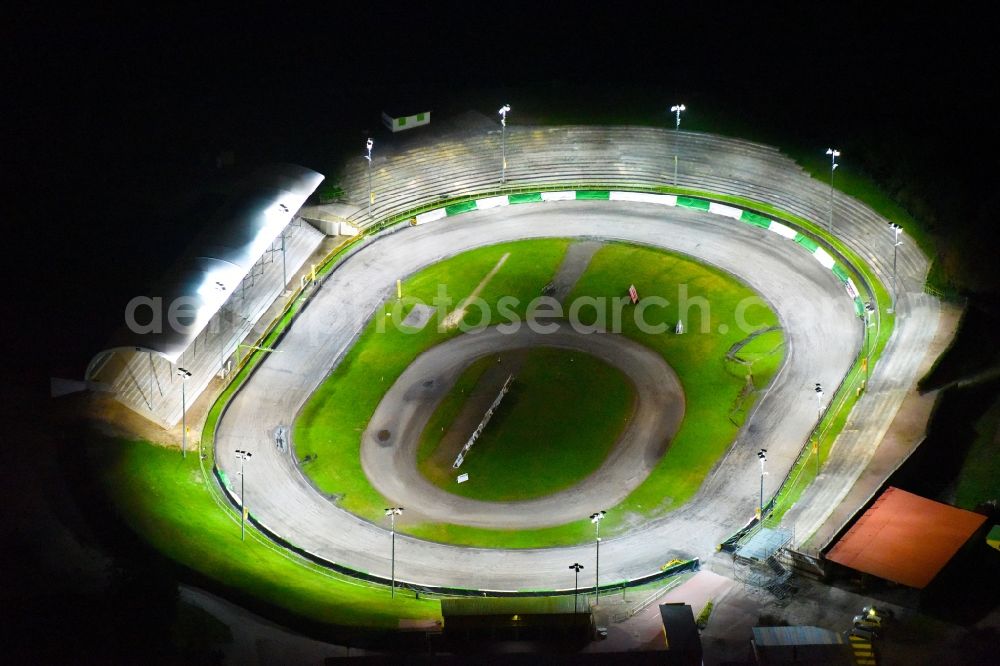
[590,510,606,523]
[177,367,191,378]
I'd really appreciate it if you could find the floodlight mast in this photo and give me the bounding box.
[863,301,876,385]
[234,449,253,541]
[826,148,840,233]
[499,104,511,185]
[365,138,374,220]
[670,104,686,186]
[814,383,824,475]
[569,563,584,613]
[385,507,404,597]
[176,368,191,459]
[757,449,768,518]
[590,510,606,605]
[889,223,903,312]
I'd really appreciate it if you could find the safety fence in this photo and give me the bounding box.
[201,183,890,595]
[411,189,869,316]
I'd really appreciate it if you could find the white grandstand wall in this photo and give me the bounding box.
[104,217,326,428]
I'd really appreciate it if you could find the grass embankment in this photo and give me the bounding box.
[418,347,636,501]
[90,436,440,629]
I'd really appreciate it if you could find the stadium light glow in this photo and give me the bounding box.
[590,510,606,605]
[385,507,404,597]
[670,104,686,130]
[266,201,292,289]
[826,148,840,233]
[187,262,244,334]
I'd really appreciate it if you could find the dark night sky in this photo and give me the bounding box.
[0,4,995,659]
[3,3,993,380]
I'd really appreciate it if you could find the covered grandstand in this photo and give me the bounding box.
[85,163,325,428]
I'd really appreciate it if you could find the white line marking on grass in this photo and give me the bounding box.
[442,252,511,329]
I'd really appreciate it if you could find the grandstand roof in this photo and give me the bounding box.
[826,486,987,589]
[99,163,323,365]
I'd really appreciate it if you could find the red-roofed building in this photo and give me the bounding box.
[825,487,988,589]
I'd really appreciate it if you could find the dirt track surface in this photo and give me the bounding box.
[361,322,685,528]
[214,202,889,590]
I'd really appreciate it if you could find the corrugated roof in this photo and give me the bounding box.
[97,163,323,364]
[753,625,845,646]
[826,486,987,588]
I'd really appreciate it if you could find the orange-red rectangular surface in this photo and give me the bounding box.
[826,486,986,589]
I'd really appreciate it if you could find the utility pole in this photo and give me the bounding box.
[889,223,903,312]
[176,367,190,459]
[499,104,511,185]
[235,449,252,541]
[826,148,840,233]
[590,510,606,605]
[757,448,768,519]
[670,104,686,186]
[385,507,404,597]
[569,562,584,613]
[864,300,875,385]
[814,383,824,475]
[365,138,374,220]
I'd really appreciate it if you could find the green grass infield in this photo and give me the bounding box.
[418,347,636,501]
[293,239,783,547]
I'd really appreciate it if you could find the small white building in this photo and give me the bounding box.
[381,107,431,133]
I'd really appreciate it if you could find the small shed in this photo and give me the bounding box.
[381,105,431,132]
[751,626,854,665]
[658,603,702,665]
